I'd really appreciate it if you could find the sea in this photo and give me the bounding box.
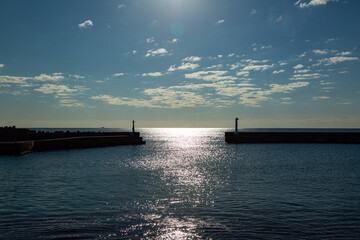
[0,128,360,239]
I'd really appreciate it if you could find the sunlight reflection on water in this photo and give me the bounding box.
[126,128,227,238]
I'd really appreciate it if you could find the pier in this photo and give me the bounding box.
[0,126,145,155]
[225,118,360,144]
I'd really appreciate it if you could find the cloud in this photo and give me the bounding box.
[268,81,310,93]
[132,50,137,54]
[185,71,237,82]
[0,64,4,68]
[217,19,225,24]
[206,64,223,70]
[313,96,330,100]
[230,63,243,70]
[182,56,201,62]
[251,9,257,15]
[118,4,125,8]
[293,64,304,69]
[242,64,274,71]
[146,37,155,43]
[337,51,352,56]
[91,89,210,109]
[261,45,272,50]
[294,69,310,73]
[59,99,84,107]
[33,74,64,81]
[0,75,29,84]
[113,73,124,77]
[252,43,272,51]
[313,49,328,55]
[325,38,336,44]
[290,73,324,80]
[171,38,179,43]
[228,53,235,57]
[78,20,93,28]
[34,84,78,96]
[70,74,85,79]
[142,72,163,77]
[168,62,200,72]
[273,70,285,74]
[239,81,309,107]
[295,0,339,8]
[145,48,168,57]
[318,56,359,65]
[236,71,250,77]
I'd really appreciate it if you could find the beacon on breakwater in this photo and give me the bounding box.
[225,117,360,144]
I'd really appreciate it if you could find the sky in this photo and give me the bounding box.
[0,0,360,128]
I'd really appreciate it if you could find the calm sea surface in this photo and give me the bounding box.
[0,128,360,239]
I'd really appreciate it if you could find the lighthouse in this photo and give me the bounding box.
[235,117,239,133]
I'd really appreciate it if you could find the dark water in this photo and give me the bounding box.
[0,128,360,239]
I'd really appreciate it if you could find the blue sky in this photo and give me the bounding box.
[0,0,359,128]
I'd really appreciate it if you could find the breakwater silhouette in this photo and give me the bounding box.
[225,131,360,144]
[0,126,145,155]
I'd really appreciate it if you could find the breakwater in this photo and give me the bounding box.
[225,132,360,144]
[0,127,145,155]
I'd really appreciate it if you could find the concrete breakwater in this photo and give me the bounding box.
[0,127,145,155]
[225,132,360,144]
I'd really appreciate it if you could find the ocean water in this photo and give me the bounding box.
[0,128,360,239]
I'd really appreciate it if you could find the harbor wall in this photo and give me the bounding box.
[0,133,145,155]
[0,141,34,155]
[225,132,360,144]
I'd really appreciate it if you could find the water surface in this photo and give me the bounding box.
[1,128,359,239]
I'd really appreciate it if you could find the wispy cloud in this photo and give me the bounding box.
[59,99,84,107]
[91,89,210,109]
[273,70,285,74]
[313,96,330,100]
[118,4,125,9]
[294,69,310,73]
[295,0,339,8]
[182,56,201,62]
[145,48,168,57]
[217,19,225,24]
[78,20,93,28]
[146,37,155,43]
[33,74,64,81]
[236,71,250,77]
[142,72,163,77]
[251,9,257,15]
[293,64,304,69]
[70,74,85,79]
[206,64,223,70]
[242,64,274,71]
[290,73,325,80]
[0,75,29,84]
[185,71,237,82]
[0,73,64,84]
[0,64,4,68]
[34,84,78,96]
[239,82,309,107]
[113,73,124,77]
[168,62,199,72]
[318,56,359,66]
[325,38,337,44]
[313,49,328,55]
